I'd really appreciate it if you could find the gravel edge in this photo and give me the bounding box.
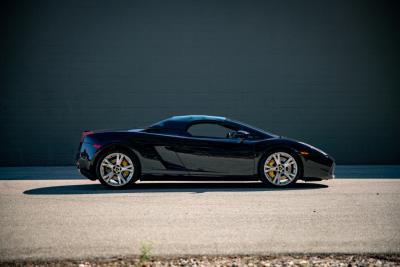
[1,254,400,267]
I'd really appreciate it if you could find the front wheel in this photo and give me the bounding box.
[259,151,301,187]
[96,150,140,188]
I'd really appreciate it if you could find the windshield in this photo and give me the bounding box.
[148,118,168,128]
[229,119,278,138]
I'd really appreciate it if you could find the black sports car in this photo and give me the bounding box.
[77,115,335,188]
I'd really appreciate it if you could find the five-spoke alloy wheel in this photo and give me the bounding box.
[96,150,139,188]
[260,151,300,187]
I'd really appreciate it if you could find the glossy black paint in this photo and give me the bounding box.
[76,115,335,181]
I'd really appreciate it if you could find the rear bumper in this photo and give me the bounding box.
[76,142,98,180]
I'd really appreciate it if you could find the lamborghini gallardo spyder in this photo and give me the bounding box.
[76,115,335,188]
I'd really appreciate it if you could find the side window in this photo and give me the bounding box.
[187,123,232,138]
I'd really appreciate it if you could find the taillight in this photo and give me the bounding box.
[80,130,93,142]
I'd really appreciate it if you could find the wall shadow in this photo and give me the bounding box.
[24,182,328,195]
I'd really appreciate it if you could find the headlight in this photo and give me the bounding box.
[299,142,328,156]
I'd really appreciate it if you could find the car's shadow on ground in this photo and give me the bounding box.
[24,181,328,195]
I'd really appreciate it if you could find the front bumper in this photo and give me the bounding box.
[302,155,335,180]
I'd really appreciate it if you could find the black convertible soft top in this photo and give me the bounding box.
[149,115,226,130]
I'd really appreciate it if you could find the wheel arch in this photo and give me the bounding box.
[92,143,142,175]
[257,145,304,179]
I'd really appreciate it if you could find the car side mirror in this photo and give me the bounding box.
[235,130,250,139]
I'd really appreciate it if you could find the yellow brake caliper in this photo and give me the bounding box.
[122,160,129,177]
[268,159,276,178]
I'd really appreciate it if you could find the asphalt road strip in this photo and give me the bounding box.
[1,179,399,260]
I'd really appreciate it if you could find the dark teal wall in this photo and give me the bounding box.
[1,0,399,165]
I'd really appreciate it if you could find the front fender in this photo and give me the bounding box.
[253,137,335,179]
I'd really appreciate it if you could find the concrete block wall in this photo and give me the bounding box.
[1,0,399,165]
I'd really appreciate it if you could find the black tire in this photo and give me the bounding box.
[95,149,140,189]
[258,149,302,187]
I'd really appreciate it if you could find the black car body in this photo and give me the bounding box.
[77,115,335,187]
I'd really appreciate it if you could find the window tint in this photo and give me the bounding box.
[187,123,232,138]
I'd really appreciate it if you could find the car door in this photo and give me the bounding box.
[174,122,255,176]
[129,130,190,175]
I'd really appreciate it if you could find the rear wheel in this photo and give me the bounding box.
[96,150,139,188]
[259,150,300,187]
